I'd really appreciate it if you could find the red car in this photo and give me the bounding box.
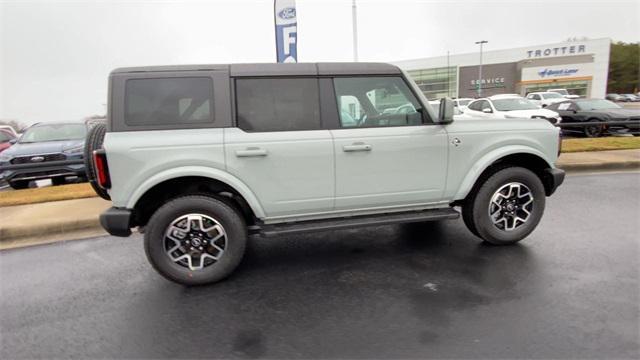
[0,129,16,153]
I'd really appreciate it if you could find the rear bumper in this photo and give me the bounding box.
[543,168,565,196]
[99,207,133,237]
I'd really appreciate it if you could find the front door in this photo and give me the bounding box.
[330,76,448,210]
[225,77,334,218]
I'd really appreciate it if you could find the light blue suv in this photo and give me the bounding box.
[87,63,565,285]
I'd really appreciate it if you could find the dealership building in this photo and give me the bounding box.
[394,38,611,100]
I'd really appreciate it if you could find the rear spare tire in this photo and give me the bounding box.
[84,123,110,200]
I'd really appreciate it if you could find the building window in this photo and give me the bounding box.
[523,80,590,97]
[407,67,457,100]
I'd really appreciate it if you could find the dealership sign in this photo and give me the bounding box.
[470,77,506,90]
[537,68,579,78]
[526,44,586,58]
[274,0,297,63]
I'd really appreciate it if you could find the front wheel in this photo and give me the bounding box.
[144,195,247,286]
[463,167,546,245]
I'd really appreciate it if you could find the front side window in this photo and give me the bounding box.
[235,78,320,132]
[125,77,213,126]
[333,77,424,128]
[576,99,621,111]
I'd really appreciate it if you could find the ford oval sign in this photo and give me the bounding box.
[278,7,296,20]
[30,156,45,162]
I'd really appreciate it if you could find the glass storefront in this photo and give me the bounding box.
[521,79,590,97]
[407,67,457,100]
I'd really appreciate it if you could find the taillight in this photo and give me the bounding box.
[93,150,111,189]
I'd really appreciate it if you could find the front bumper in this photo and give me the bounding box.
[100,207,133,237]
[543,168,566,196]
[0,159,85,182]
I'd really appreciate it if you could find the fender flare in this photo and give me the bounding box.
[452,145,553,200]
[125,166,266,218]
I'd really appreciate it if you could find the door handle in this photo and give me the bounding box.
[235,147,268,157]
[343,143,372,152]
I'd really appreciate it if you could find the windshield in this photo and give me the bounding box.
[19,124,86,143]
[576,99,622,111]
[492,98,540,111]
[550,89,568,95]
[542,93,563,99]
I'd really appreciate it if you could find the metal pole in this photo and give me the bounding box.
[352,0,358,62]
[475,40,487,97]
[446,50,450,97]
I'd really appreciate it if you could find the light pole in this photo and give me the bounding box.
[475,40,488,97]
[352,0,358,61]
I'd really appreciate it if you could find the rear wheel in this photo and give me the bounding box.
[144,195,248,286]
[51,177,66,186]
[583,119,603,138]
[463,167,545,245]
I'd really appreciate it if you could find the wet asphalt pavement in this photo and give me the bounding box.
[1,172,639,359]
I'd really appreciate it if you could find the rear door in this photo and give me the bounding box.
[329,76,448,210]
[224,77,334,218]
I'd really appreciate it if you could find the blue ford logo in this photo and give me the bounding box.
[278,7,296,20]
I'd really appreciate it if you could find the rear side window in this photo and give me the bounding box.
[125,77,213,126]
[235,78,320,132]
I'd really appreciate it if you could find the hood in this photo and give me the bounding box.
[588,108,640,118]
[1,139,84,158]
[504,109,559,119]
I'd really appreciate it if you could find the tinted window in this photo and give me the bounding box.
[333,77,423,128]
[125,77,213,126]
[467,100,482,111]
[236,78,320,132]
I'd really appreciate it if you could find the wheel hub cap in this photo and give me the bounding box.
[488,182,534,231]
[163,213,226,271]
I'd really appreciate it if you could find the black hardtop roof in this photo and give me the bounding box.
[110,62,402,76]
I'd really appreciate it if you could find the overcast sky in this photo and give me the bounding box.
[1,0,638,125]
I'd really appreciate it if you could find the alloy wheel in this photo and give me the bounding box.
[164,213,226,270]
[488,182,534,231]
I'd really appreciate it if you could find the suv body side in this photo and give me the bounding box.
[103,63,560,228]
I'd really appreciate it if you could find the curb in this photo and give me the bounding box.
[557,160,640,172]
[0,217,102,242]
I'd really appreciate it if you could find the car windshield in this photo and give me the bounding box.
[19,124,86,143]
[492,98,539,111]
[542,93,563,99]
[550,89,568,95]
[576,99,622,111]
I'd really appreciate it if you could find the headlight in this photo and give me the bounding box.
[63,144,84,154]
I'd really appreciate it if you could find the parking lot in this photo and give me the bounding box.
[1,171,638,359]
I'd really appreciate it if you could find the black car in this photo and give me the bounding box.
[0,122,88,189]
[546,99,640,137]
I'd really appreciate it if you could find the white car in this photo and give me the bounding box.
[548,88,580,99]
[462,95,562,124]
[526,92,566,107]
[453,98,473,113]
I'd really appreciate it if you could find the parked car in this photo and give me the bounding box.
[547,88,580,99]
[0,125,19,137]
[462,95,562,124]
[546,99,640,137]
[621,94,640,102]
[526,92,566,107]
[453,98,473,113]
[87,62,564,286]
[605,93,624,102]
[0,122,88,189]
[0,129,16,153]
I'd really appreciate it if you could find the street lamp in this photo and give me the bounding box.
[352,0,358,61]
[475,40,488,97]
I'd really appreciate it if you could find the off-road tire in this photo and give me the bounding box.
[51,177,66,186]
[9,180,30,190]
[463,167,545,245]
[144,195,248,286]
[84,123,110,200]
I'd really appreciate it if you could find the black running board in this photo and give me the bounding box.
[255,208,459,237]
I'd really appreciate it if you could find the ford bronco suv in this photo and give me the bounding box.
[87,63,565,286]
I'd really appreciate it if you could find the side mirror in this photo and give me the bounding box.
[9,139,17,145]
[438,98,455,124]
[482,108,492,113]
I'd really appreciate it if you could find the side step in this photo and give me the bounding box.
[255,208,459,237]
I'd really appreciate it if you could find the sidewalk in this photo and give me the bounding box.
[0,149,638,249]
